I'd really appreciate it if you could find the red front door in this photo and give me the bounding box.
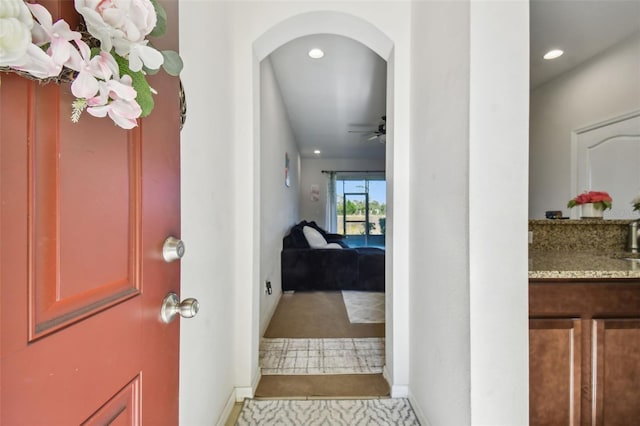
[0,1,182,424]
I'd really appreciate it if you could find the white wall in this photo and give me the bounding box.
[230,3,413,404]
[178,1,530,425]
[409,1,529,424]
[468,2,529,423]
[409,2,471,423]
[299,157,385,229]
[178,1,236,425]
[259,57,301,336]
[530,33,640,218]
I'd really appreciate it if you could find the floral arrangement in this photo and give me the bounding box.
[0,0,182,129]
[567,190,612,211]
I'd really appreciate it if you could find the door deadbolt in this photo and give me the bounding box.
[160,293,199,323]
[163,236,185,262]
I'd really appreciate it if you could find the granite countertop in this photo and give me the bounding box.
[529,251,640,279]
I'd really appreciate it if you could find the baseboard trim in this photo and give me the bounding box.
[260,290,282,337]
[235,385,253,402]
[408,390,431,426]
[382,365,391,383]
[235,367,262,402]
[382,365,409,398]
[391,384,409,398]
[216,389,238,426]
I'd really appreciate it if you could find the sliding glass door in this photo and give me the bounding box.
[336,177,385,248]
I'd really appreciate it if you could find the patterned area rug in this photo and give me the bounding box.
[342,291,385,323]
[236,398,420,425]
[260,338,384,375]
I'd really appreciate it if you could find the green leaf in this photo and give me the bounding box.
[143,65,160,76]
[113,53,155,117]
[149,0,167,37]
[161,50,183,76]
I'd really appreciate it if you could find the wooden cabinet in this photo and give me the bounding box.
[592,319,640,425]
[529,319,582,425]
[529,281,640,426]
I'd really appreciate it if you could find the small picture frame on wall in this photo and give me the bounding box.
[310,184,320,201]
[285,152,290,187]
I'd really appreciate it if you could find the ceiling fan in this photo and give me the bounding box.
[348,116,386,143]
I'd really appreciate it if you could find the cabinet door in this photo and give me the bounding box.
[530,319,582,426]
[592,319,640,425]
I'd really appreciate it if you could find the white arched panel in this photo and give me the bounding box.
[574,111,640,218]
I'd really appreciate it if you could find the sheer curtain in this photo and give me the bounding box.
[325,172,337,233]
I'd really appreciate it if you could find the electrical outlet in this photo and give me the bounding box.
[265,280,272,295]
[528,231,533,244]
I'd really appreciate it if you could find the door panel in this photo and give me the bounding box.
[575,111,640,219]
[1,0,181,423]
[30,86,142,339]
[82,375,141,426]
[592,319,640,425]
[529,318,582,426]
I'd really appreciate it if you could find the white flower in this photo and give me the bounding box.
[26,2,81,67]
[127,41,163,72]
[0,0,34,65]
[74,0,163,71]
[10,42,60,77]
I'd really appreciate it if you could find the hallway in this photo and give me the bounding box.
[224,291,423,425]
[256,291,388,398]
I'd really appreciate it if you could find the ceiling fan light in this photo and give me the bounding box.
[313,149,321,155]
[543,49,564,60]
[308,48,324,59]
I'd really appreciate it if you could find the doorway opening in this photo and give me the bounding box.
[254,13,397,398]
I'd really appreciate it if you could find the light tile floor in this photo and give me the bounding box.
[260,338,385,375]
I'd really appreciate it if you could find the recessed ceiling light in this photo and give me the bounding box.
[543,49,564,60]
[313,149,321,155]
[308,48,324,59]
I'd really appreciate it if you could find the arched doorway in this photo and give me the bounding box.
[252,10,405,396]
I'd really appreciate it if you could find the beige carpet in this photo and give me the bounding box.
[258,291,389,398]
[264,291,384,338]
[255,374,390,398]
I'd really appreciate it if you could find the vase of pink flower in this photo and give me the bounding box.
[567,190,612,219]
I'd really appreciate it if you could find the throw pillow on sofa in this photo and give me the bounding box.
[302,227,342,249]
[302,226,327,248]
[325,243,343,249]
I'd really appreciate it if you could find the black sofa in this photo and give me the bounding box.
[281,221,385,292]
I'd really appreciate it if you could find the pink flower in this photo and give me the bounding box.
[86,74,141,129]
[26,3,80,67]
[67,39,118,99]
[567,190,613,210]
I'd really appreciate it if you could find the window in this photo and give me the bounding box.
[335,175,386,248]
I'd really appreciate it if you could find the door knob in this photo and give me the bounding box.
[163,236,185,262]
[160,293,199,323]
